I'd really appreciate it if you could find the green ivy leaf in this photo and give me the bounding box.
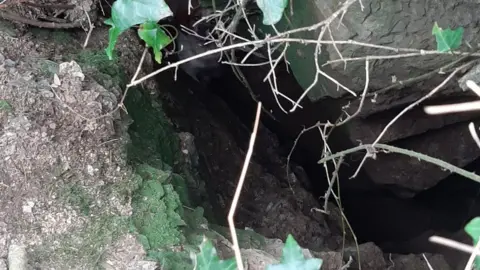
[256,0,288,25]
[465,217,480,269]
[138,22,172,64]
[267,235,322,270]
[0,100,12,112]
[431,22,464,52]
[105,0,173,60]
[466,217,480,241]
[194,238,237,270]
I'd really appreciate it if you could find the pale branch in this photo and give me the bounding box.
[228,102,262,270]
[350,62,474,178]
[317,143,480,184]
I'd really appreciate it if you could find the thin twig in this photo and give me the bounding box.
[368,56,470,98]
[465,237,480,270]
[82,7,94,49]
[429,235,479,256]
[422,254,434,270]
[318,143,480,184]
[322,156,343,212]
[424,100,480,115]
[351,62,473,178]
[468,80,480,97]
[0,10,81,28]
[228,102,262,270]
[22,2,75,9]
[468,122,480,150]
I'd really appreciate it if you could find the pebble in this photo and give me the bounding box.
[7,244,27,270]
[4,59,15,67]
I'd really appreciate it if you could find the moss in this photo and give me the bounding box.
[120,55,215,269]
[52,30,74,45]
[129,165,190,269]
[170,173,192,207]
[31,215,129,269]
[59,184,93,216]
[30,28,73,44]
[210,224,267,250]
[124,87,180,169]
[36,59,59,78]
[66,49,127,92]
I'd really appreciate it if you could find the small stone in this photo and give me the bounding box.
[4,59,15,67]
[87,165,94,176]
[49,123,56,129]
[8,244,27,270]
[0,54,5,64]
[22,201,34,214]
[40,90,54,98]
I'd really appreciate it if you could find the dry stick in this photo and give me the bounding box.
[324,51,480,66]
[424,79,480,150]
[284,59,370,198]
[127,34,478,89]
[332,59,370,128]
[286,0,362,112]
[265,41,289,114]
[424,80,480,150]
[129,40,264,87]
[228,102,262,270]
[314,125,362,270]
[0,10,81,28]
[424,79,480,115]
[289,60,370,209]
[82,7,94,49]
[318,143,480,184]
[279,0,358,38]
[319,60,370,212]
[286,123,321,188]
[321,156,344,213]
[327,25,346,70]
[466,81,480,152]
[424,100,480,115]
[368,55,470,98]
[22,2,75,9]
[128,0,360,88]
[465,237,480,270]
[373,61,472,146]
[429,236,480,256]
[350,62,474,179]
[132,48,148,82]
[468,80,480,97]
[469,122,480,150]
[422,254,434,270]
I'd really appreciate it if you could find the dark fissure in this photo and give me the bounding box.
[152,42,480,260]
[143,2,480,267]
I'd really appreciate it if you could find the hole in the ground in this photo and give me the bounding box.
[146,6,480,267]
[156,46,480,256]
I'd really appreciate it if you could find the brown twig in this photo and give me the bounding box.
[22,2,75,9]
[0,10,81,28]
